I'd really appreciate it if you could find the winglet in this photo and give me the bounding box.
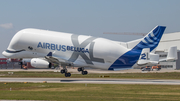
[166,46,178,61]
[47,52,52,56]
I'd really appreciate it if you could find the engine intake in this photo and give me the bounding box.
[31,58,50,68]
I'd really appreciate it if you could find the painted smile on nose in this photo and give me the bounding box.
[5,49,26,53]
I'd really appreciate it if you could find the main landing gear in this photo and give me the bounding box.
[61,69,71,77]
[60,65,88,77]
[60,65,71,77]
[78,67,88,75]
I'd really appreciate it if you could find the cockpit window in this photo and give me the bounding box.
[28,46,33,50]
[5,49,25,53]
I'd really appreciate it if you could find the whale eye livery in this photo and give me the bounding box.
[2,26,166,77]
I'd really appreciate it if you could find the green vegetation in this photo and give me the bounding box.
[1,72,180,100]
[1,71,180,79]
[0,82,180,101]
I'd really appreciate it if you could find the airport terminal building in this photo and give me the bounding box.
[156,32,180,70]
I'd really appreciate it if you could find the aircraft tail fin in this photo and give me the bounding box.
[133,26,166,52]
[137,48,159,66]
[137,48,150,65]
[108,26,166,70]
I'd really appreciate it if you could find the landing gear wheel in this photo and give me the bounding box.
[78,67,84,72]
[82,71,88,75]
[65,72,71,77]
[61,69,67,74]
[78,68,81,72]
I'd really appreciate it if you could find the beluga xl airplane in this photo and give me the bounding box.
[3,26,166,77]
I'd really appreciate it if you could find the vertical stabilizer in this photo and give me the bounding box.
[133,26,166,52]
[137,48,150,65]
[109,26,166,70]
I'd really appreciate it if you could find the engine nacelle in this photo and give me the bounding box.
[31,58,50,68]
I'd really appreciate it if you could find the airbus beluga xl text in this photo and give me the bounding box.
[3,26,166,77]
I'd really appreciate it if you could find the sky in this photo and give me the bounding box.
[0,0,180,57]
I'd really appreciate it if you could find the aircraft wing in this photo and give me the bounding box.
[159,46,178,62]
[137,46,178,67]
[44,52,73,65]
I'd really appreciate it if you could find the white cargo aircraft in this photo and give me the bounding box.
[3,26,166,77]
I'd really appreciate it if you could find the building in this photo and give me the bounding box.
[156,32,180,70]
[0,58,7,64]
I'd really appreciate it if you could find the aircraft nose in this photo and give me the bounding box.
[2,51,8,57]
[2,50,12,58]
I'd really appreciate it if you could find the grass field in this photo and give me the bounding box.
[1,71,180,79]
[0,82,180,101]
[1,71,180,100]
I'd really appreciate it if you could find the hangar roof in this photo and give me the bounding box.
[156,32,180,52]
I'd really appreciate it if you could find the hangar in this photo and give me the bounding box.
[156,32,180,70]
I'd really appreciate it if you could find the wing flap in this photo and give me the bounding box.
[45,52,72,65]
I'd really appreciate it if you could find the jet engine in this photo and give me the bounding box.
[30,58,51,68]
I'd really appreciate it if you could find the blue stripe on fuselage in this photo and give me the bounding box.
[108,49,141,70]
